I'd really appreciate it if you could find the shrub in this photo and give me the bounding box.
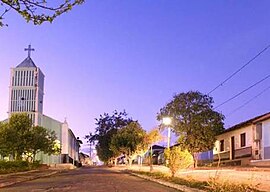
[0,160,40,174]
[164,146,193,177]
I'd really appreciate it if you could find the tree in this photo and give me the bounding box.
[84,132,95,159]
[0,122,13,158]
[110,121,146,165]
[164,146,193,177]
[85,110,133,164]
[157,91,224,168]
[145,128,163,171]
[0,0,84,27]
[0,113,61,161]
[25,126,61,161]
[8,113,32,160]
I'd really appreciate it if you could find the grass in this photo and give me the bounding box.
[132,170,207,190]
[131,170,262,192]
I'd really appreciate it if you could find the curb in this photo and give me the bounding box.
[0,169,39,178]
[130,172,205,192]
[0,171,59,188]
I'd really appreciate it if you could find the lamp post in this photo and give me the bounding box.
[162,117,172,149]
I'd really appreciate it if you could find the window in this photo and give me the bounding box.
[220,140,224,152]
[240,133,246,147]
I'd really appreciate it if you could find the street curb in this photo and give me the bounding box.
[0,171,59,188]
[0,169,39,178]
[130,172,205,192]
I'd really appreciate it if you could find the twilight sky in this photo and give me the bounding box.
[0,1,270,151]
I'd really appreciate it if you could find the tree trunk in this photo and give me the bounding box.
[193,153,198,168]
[33,152,36,162]
[150,145,153,172]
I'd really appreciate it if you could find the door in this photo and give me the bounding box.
[231,136,235,160]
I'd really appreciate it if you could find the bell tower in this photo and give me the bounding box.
[8,45,44,125]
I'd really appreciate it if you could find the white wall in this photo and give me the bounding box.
[61,122,69,154]
[214,125,253,155]
[263,119,270,147]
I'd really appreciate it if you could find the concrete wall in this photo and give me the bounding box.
[36,115,62,164]
[61,122,80,164]
[214,125,253,157]
[263,119,270,159]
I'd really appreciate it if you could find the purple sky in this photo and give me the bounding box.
[1,1,270,151]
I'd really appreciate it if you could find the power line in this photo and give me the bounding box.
[208,44,270,95]
[227,85,270,117]
[214,74,270,109]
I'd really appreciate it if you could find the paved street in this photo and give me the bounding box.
[0,166,178,192]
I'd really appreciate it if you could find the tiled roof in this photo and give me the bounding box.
[223,111,270,133]
[16,57,37,68]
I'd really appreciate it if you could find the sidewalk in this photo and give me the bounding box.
[0,169,59,188]
[113,165,270,191]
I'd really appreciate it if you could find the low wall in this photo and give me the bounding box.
[49,163,76,170]
[250,160,270,167]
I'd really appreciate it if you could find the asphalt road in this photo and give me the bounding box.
[0,166,179,192]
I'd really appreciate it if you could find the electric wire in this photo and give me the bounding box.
[214,74,270,109]
[208,44,270,95]
[226,85,270,117]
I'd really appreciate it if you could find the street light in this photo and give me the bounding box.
[162,117,172,149]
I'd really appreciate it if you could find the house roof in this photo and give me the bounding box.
[152,145,165,150]
[223,111,270,133]
[16,57,37,68]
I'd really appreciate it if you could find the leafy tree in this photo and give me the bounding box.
[0,113,61,161]
[164,146,193,177]
[84,132,95,159]
[85,110,133,164]
[157,91,224,168]
[110,121,146,165]
[8,113,32,160]
[0,122,12,158]
[0,0,84,27]
[25,126,61,161]
[145,128,163,171]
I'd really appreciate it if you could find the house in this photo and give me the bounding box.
[213,112,270,166]
[79,153,92,165]
[143,145,165,165]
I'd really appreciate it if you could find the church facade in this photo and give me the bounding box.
[5,45,80,166]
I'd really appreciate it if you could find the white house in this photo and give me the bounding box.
[213,112,270,166]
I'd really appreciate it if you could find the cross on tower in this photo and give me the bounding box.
[24,44,35,58]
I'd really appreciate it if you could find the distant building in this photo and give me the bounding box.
[79,153,92,165]
[3,45,80,166]
[213,112,270,166]
[143,145,165,165]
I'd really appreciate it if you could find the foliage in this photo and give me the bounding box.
[132,170,261,192]
[145,128,163,147]
[157,91,224,167]
[207,172,260,192]
[110,121,146,164]
[145,128,163,169]
[25,126,61,161]
[0,122,12,157]
[0,0,84,27]
[164,146,193,177]
[0,113,61,161]
[132,170,207,190]
[85,110,133,163]
[0,160,41,174]
[2,113,32,160]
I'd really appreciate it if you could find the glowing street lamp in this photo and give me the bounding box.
[162,117,172,149]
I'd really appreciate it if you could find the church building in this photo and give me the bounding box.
[5,45,80,166]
